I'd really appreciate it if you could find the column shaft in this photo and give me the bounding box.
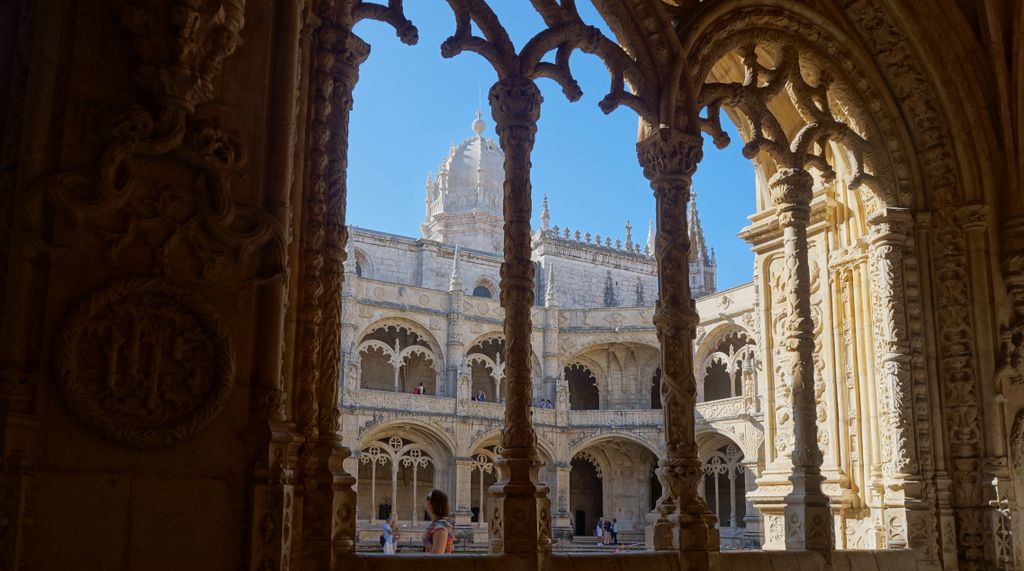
[637,128,717,570]
[488,77,549,555]
[769,168,833,556]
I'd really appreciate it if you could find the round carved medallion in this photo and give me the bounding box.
[56,278,234,447]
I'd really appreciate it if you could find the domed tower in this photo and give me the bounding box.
[421,112,505,253]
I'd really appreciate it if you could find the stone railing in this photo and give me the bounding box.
[567,408,663,428]
[346,388,751,427]
[345,388,456,415]
[696,396,746,422]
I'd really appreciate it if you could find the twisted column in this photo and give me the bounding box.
[768,168,833,556]
[488,77,550,555]
[637,128,718,568]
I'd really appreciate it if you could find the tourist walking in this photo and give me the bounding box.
[382,517,398,554]
[422,489,455,554]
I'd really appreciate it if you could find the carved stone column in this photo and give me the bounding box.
[487,77,550,555]
[637,128,718,568]
[867,207,939,559]
[552,463,574,542]
[452,457,475,538]
[742,461,762,548]
[768,167,833,556]
[447,250,465,400]
[298,19,365,569]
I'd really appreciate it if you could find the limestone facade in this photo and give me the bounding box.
[341,116,747,544]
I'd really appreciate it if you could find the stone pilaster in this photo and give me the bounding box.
[552,463,574,541]
[637,128,717,570]
[768,168,833,557]
[452,458,476,540]
[487,77,550,555]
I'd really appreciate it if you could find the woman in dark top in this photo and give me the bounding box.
[422,489,455,554]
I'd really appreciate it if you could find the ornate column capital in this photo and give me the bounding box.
[867,207,912,244]
[768,168,814,227]
[489,77,543,132]
[636,129,703,186]
[957,203,991,232]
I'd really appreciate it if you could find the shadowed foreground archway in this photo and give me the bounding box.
[0,0,1018,569]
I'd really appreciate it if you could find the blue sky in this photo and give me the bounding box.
[347,4,755,290]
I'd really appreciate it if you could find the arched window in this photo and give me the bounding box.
[564,363,599,410]
[700,331,755,402]
[472,285,492,298]
[356,324,438,394]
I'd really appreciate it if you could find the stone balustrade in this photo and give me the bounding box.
[345,388,747,429]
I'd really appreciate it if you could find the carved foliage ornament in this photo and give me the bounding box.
[31,0,285,283]
[56,278,234,447]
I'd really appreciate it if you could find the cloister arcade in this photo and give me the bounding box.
[5,0,1020,569]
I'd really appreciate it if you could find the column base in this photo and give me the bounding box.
[488,447,551,554]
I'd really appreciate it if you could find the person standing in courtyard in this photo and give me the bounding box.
[595,516,605,545]
[422,489,455,554]
[382,517,398,554]
[610,518,619,545]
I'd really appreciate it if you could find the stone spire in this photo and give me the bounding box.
[449,245,463,292]
[624,220,633,251]
[688,192,716,296]
[541,194,550,231]
[645,219,655,255]
[343,226,357,274]
[545,264,557,307]
[424,171,433,221]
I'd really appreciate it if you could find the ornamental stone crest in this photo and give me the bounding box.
[56,278,234,447]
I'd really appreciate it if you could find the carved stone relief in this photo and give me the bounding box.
[55,278,234,447]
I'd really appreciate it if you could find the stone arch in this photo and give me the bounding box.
[471,276,498,299]
[563,362,601,411]
[353,247,373,279]
[466,334,505,402]
[696,327,755,402]
[361,419,457,463]
[696,432,747,536]
[467,429,557,466]
[355,316,444,358]
[357,421,456,525]
[568,431,662,462]
[570,434,661,533]
[355,320,440,394]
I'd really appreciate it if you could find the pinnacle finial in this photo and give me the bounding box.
[541,194,550,231]
[646,219,655,256]
[472,110,486,137]
[545,264,557,307]
[449,245,463,292]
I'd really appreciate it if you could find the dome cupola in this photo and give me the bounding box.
[421,112,506,253]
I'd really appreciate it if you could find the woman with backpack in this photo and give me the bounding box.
[422,489,455,554]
